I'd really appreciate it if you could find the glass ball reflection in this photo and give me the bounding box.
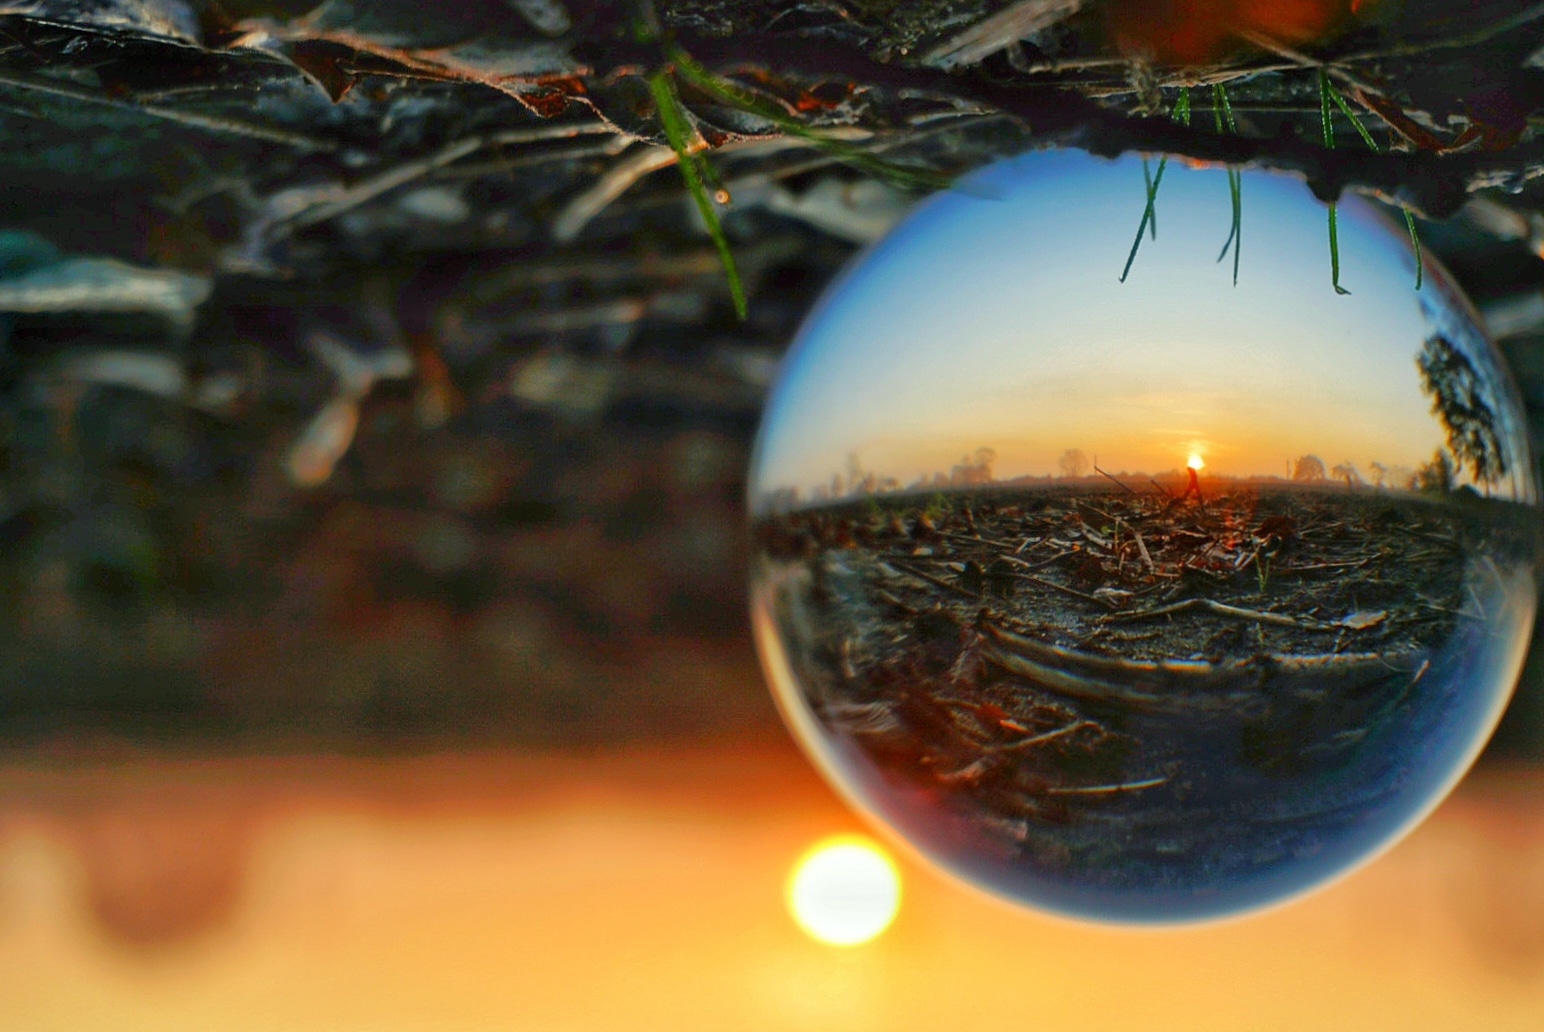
[749,151,1540,924]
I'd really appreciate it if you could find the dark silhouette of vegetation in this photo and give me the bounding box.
[1293,455,1327,482]
[1058,448,1090,479]
[1417,334,1508,486]
[1415,449,1457,495]
[1331,461,1363,488]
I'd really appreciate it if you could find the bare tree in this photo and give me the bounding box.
[1292,455,1327,482]
[1057,448,1090,479]
[1330,461,1363,488]
[1368,461,1388,489]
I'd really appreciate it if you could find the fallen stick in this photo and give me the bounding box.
[980,621,1424,712]
[1132,528,1156,573]
[1100,597,1337,630]
[999,550,1070,572]
[1044,777,1168,796]
[937,529,1018,549]
[996,719,1096,753]
[874,588,920,614]
[1275,557,1375,574]
[1013,571,1118,608]
[1093,462,1137,494]
[887,560,983,600]
[1076,500,1157,574]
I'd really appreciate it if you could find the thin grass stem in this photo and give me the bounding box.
[649,71,747,318]
[1320,71,1425,290]
[1319,71,1352,295]
[1403,208,1424,289]
[669,47,952,192]
[1328,201,1350,295]
[1120,158,1167,282]
[1227,169,1242,285]
[1211,84,1242,285]
[1214,83,1238,135]
[1142,159,1157,240]
[1327,84,1380,151]
[1120,88,1190,283]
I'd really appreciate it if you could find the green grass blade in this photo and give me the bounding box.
[1142,159,1157,240]
[1120,88,1189,283]
[1121,156,1167,283]
[1321,72,1426,290]
[1328,202,1351,295]
[1214,82,1237,134]
[1403,207,1424,290]
[1327,74,1420,288]
[1319,70,1336,149]
[1319,71,1350,295]
[1325,80,1380,152]
[649,71,746,319]
[1226,168,1242,285]
[669,47,952,193]
[1212,85,1241,284]
[1212,172,1238,264]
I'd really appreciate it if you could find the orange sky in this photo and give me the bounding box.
[1,747,1542,1032]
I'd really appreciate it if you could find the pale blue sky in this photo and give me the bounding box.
[750,149,1522,506]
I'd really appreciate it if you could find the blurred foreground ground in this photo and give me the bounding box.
[0,741,1541,1032]
[2,6,1544,1026]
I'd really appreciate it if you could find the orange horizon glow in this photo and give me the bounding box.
[780,432,1434,494]
[1,748,1541,1031]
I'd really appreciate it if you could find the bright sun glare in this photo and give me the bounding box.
[787,836,901,947]
[1187,454,1205,471]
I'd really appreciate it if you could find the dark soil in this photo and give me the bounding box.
[760,484,1474,665]
[753,484,1534,915]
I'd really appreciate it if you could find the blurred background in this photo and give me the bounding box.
[0,1,1543,1028]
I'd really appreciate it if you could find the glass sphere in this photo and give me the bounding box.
[748,150,1540,924]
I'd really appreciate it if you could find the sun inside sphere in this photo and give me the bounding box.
[749,150,1540,924]
[787,836,902,946]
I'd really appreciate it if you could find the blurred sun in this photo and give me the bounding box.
[1187,454,1205,471]
[786,835,901,946]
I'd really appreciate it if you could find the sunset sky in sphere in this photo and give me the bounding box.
[750,150,1515,507]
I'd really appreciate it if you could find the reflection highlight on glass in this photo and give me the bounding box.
[749,151,1540,923]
